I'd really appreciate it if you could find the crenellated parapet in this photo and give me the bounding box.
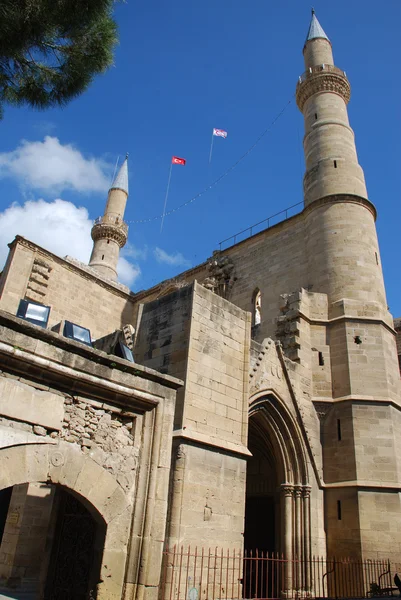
[296,64,350,111]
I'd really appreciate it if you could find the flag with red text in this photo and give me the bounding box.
[213,128,228,138]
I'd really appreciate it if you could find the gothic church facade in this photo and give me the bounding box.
[0,12,399,600]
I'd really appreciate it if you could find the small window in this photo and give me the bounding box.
[334,160,337,168]
[375,252,378,265]
[337,500,342,521]
[102,254,104,260]
[318,351,324,366]
[337,419,342,441]
[314,113,318,120]
[107,239,110,244]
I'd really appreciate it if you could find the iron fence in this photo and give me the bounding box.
[161,547,399,600]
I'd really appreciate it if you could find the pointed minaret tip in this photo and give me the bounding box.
[305,10,330,44]
[110,155,129,195]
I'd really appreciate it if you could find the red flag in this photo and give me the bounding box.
[172,156,186,165]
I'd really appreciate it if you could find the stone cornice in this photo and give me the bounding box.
[0,311,183,404]
[294,311,396,336]
[303,193,377,221]
[323,481,401,491]
[8,236,135,300]
[172,428,251,458]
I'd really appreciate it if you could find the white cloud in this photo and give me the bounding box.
[0,199,141,288]
[0,136,111,194]
[122,242,148,261]
[154,247,191,268]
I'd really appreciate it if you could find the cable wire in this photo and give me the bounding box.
[126,97,293,224]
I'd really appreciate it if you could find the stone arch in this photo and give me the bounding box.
[248,391,309,486]
[0,441,132,600]
[246,391,312,594]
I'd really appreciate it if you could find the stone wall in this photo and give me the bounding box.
[0,237,136,340]
[135,281,251,549]
[0,311,181,600]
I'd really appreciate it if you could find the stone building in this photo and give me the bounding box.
[0,11,400,600]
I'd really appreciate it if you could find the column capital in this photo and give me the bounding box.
[281,484,294,497]
[302,485,312,499]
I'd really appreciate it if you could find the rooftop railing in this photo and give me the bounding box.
[297,63,347,85]
[218,201,304,251]
[93,215,128,235]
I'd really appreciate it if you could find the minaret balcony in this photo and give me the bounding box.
[296,64,350,110]
[91,215,128,248]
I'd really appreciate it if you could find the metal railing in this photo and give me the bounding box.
[161,547,399,600]
[297,64,347,85]
[218,202,303,251]
[93,214,128,235]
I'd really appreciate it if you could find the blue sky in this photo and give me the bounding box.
[0,0,400,315]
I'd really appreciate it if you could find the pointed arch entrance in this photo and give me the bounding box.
[245,393,312,595]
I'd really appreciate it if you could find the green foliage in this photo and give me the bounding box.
[0,0,119,116]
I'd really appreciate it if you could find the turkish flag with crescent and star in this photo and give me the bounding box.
[172,156,186,165]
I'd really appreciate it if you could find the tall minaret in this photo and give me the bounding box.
[296,10,387,309]
[297,13,401,562]
[89,156,129,282]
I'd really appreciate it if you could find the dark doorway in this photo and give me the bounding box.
[44,488,104,600]
[244,496,275,553]
[243,419,279,598]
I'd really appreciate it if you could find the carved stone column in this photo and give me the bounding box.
[302,486,312,593]
[294,486,303,590]
[281,484,294,597]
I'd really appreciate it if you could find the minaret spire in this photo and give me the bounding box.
[88,155,129,282]
[305,10,330,45]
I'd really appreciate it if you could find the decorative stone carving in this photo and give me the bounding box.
[281,484,294,497]
[91,221,127,248]
[122,324,135,350]
[25,256,52,303]
[276,291,302,362]
[296,67,351,111]
[202,255,236,299]
[313,401,332,421]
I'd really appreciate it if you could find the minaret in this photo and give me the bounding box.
[89,156,129,282]
[296,10,387,309]
[296,12,401,562]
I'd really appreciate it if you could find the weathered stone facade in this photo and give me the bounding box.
[0,11,399,600]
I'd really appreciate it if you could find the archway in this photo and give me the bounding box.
[244,393,311,597]
[0,442,132,600]
[0,482,106,599]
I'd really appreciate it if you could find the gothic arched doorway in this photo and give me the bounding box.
[244,393,312,597]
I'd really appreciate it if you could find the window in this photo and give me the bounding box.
[334,160,337,168]
[337,419,342,441]
[337,500,342,520]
